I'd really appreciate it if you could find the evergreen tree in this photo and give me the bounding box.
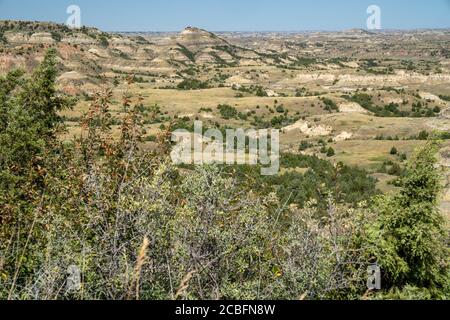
[369,141,449,296]
[0,50,72,294]
[390,146,398,155]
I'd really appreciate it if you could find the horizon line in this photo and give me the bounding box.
[115,28,450,33]
[2,19,450,34]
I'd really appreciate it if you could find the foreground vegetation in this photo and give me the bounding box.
[0,51,448,300]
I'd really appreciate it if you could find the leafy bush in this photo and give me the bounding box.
[50,31,62,42]
[321,98,338,112]
[232,85,268,97]
[217,104,238,120]
[326,147,335,157]
[177,78,210,90]
[276,105,285,113]
[98,35,109,47]
[299,141,312,151]
[346,94,439,118]
[236,154,379,211]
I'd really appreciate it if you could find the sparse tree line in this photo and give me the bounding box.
[0,50,448,300]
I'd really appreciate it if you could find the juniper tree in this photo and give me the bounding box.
[369,141,449,297]
[0,49,72,297]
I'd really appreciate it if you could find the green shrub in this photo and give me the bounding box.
[217,104,238,120]
[326,147,335,157]
[390,146,398,155]
[321,98,338,112]
[177,78,209,90]
[299,141,311,151]
[98,35,109,47]
[276,105,285,113]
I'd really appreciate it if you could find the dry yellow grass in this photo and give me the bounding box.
[174,270,197,300]
[127,237,150,300]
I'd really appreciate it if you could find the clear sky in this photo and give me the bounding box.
[0,0,449,32]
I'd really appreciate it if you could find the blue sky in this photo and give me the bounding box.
[0,0,449,31]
